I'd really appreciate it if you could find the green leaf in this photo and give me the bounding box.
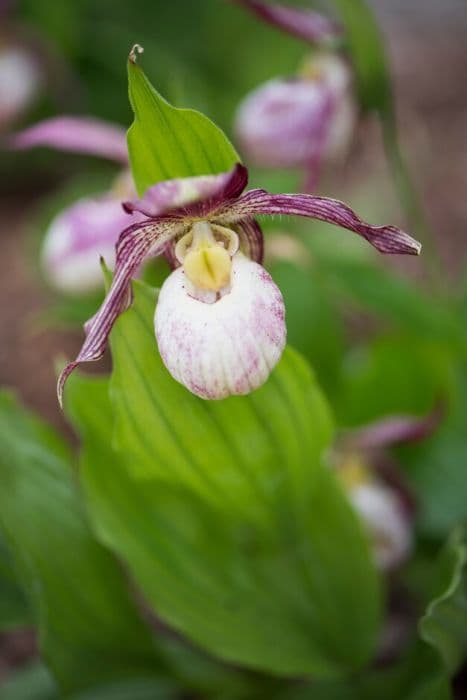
[318,258,461,348]
[420,526,467,674]
[0,665,178,700]
[0,535,31,630]
[66,279,381,679]
[70,678,178,700]
[65,374,262,699]
[335,335,452,428]
[127,56,239,195]
[271,642,452,700]
[0,392,173,694]
[400,364,467,537]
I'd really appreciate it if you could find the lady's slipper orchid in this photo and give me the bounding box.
[10,116,137,294]
[336,407,442,570]
[233,0,356,191]
[57,162,420,405]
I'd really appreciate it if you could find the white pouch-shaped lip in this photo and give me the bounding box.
[155,253,286,399]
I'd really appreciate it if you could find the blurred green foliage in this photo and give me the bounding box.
[1,0,466,697]
[65,281,381,678]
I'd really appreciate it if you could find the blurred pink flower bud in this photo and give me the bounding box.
[41,195,135,295]
[235,54,356,189]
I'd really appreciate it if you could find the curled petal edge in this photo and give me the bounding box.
[57,218,184,407]
[123,163,248,219]
[218,189,422,255]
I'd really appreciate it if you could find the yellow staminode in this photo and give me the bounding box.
[183,245,232,291]
[338,454,372,490]
[181,221,234,292]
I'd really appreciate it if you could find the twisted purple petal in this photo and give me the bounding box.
[233,0,342,45]
[9,116,128,163]
[346,404,444,451]
[123,163,248,219]
[217,189,422,255]
[57,217,184,406]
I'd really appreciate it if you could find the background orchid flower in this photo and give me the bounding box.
[10,116,138,294]
[57,162,420,406]
[336,407,442,570]
[339,457,412,571]
[0,40,42,131]
[233,0,356,191]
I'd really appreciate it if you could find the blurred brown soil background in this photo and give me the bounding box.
[0,0,466,690]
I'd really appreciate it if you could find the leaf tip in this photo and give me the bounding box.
[129,44,144,64]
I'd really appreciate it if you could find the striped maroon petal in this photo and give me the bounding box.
[235,218,264,264]
[218,189,422,255]
[233,0,342,45]
[9,116,128,163]
[123,163,248,219]
[57,217,184,406]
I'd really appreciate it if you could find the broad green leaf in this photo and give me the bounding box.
[318,258,461,348]
[66,374,269,700]
[127,57,239,195]
[66,280,381,679]
[0,665,178,700]
[270,642,452,700]
[70,679,178,700]
[335,335,452,427]
[0,392,172,694]
[0,535,31,630]
[420,526,467,675]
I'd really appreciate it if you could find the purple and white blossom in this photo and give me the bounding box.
[57,162,420,405]
[336,408,442,570]
[233,1,356,190]
[42,195,136,295]
[10,117,138,293]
